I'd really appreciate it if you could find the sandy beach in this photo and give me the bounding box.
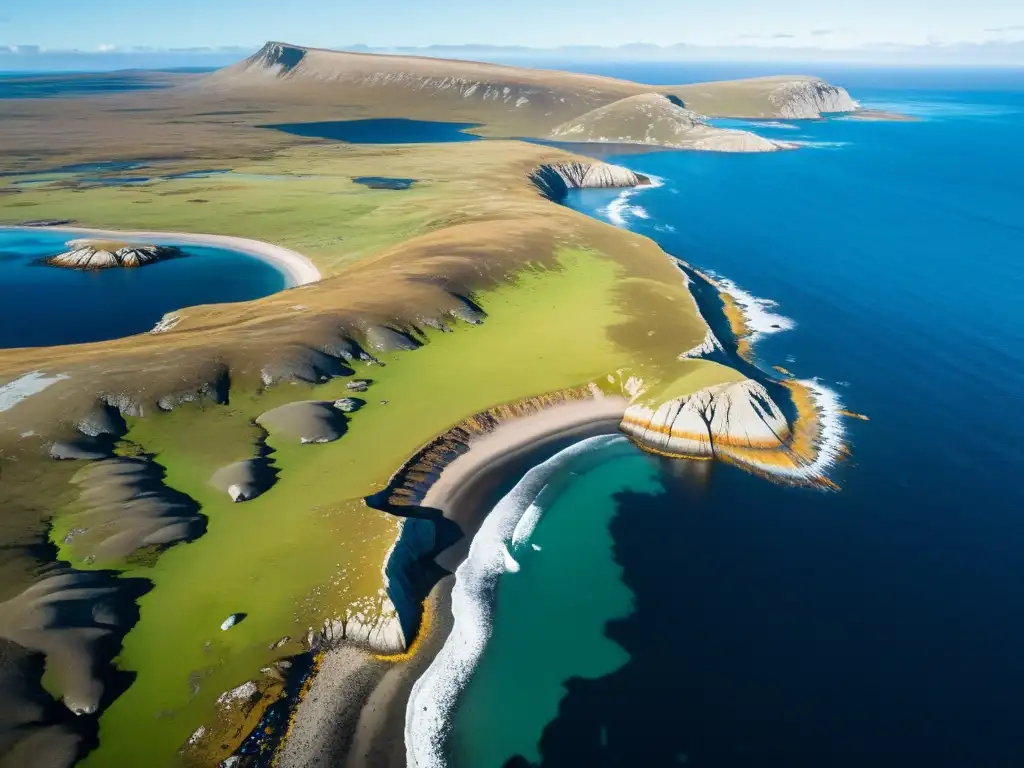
[9,225,322,286]
[276,395,628,767]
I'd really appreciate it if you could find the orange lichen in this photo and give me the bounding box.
[372,593,435,663]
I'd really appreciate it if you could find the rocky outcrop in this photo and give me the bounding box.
[210,459,274,502]
[549,94,782,153]
[620,379,790,458]
[530,161,649,201]
[62,458,205,564]
[43,240,181,270]
[255,401,347,444]
[50,403,127,461]
[362,324,421,353]
[307,596,406,654]
[769,79,858,118]
[0,569,145,717]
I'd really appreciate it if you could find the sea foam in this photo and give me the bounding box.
[603,175,663,228]
[710,273,796,344]
[405,434,633,767]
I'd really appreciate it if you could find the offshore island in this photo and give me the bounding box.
[0,42,863,767]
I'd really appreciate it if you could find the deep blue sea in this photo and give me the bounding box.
[425,65,1024,767]
[0,228,287,348]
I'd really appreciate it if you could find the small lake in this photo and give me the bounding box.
[262,118,481,144]
[0,228,288,348]
[352,176,416,190]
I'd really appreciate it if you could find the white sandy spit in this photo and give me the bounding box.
[405,434,634,768]
[11,226,321,287]
[0,371,69,413]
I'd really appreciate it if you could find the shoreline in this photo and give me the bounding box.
[3,225,322,287]
[276,395,627,767]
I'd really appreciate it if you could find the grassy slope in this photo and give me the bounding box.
[0,124,739,763]
[69,247,727,765]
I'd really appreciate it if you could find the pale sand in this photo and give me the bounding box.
[424,395,627,570]
[10,225,322,286]
[277,396,627,767]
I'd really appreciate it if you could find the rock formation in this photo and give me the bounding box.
[62,458,205,563]
[362,324,421,353]
[255,401,347,444]
[530,161,649,201]
[768,79,858,118]
[306,596,406,655]
[0,569,144,717]
[620,378,790,458]
[550,94,782,152]
[210,459,274,502]
[43,240,181,270]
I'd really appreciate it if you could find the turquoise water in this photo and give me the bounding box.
[0,228,288,348]
[437,66,1024,766]
[447,440,660,767]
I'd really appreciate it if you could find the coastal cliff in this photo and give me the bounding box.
[621,378,790,458]
[44,240,180,270]
[769,78,858,118]
[529,161,649,200]
[550,94,783,152]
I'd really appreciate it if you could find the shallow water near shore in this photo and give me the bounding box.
[438,65,1024,766]
[0,227,287,348]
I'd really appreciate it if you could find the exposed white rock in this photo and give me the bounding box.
[44,240,180,270]
[210,459,272,502]
[309,598,406,654]
[769,79,858,118]
[151,312,181,334]
[621,379,790,457]
[547,161,647,189]
[530,161,648,201]
[215,681,259,709]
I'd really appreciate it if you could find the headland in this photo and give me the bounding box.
[0,44,863,767]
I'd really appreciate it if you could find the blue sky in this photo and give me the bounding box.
[2,0,1023,51]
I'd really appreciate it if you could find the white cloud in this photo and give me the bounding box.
[97,44,117,52]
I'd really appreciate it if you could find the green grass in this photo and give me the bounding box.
[0,156,445,274]
[77,247,736,766]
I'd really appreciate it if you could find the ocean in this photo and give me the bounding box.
[0,228,287,348]
[420,65,1024,767]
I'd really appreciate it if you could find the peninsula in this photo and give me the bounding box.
[0,44,860,768]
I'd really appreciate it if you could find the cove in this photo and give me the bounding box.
[0,228,288,349]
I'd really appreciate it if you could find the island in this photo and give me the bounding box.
[43,239,182,269]
[0,43,866,768]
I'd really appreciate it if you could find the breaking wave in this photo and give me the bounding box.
[603,175,663,228]
[709,273,796,344]
[404,434,634,767]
